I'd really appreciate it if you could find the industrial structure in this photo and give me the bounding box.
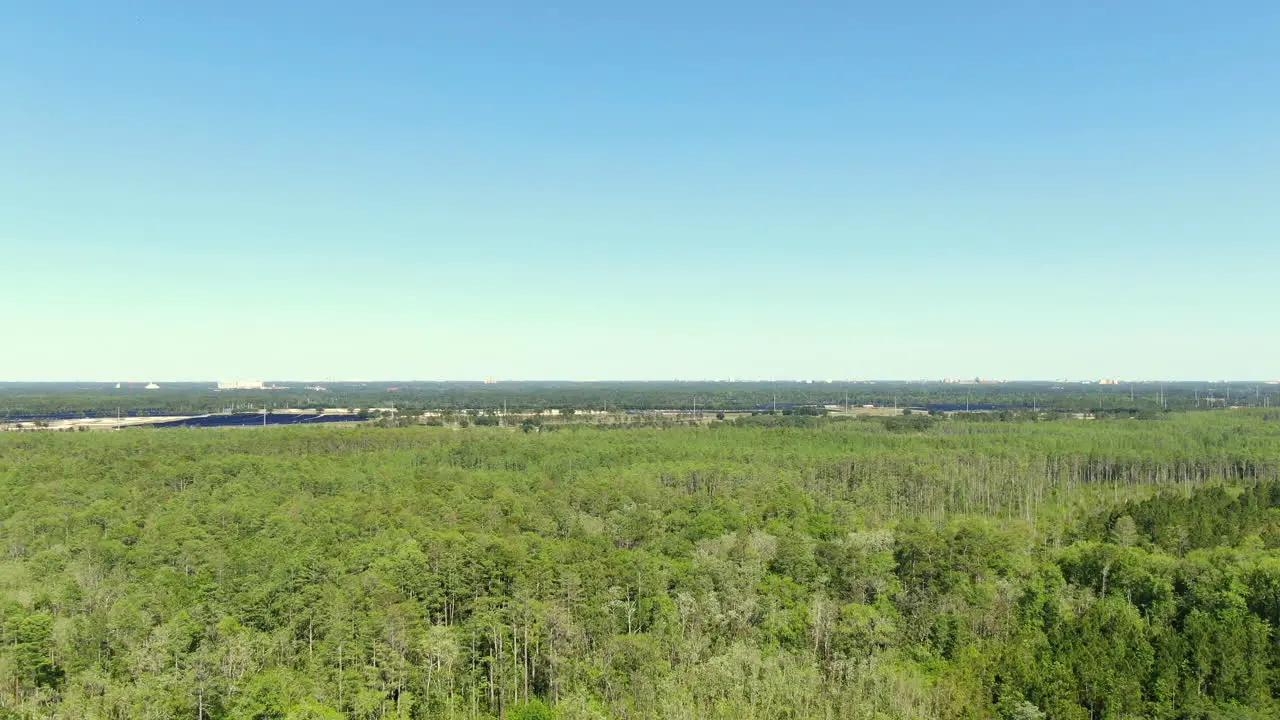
[217,380,266,391]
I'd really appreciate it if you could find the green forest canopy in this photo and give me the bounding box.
[2,411,1280,718]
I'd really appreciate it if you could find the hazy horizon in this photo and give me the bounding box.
[3,378,1276,385]
[5,2,1277,381]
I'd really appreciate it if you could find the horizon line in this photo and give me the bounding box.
[3,378,1278,385]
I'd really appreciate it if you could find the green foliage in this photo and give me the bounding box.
[285,698,345,719]
[0,412,1277,718]
[879,414,937,432]
[8,611,61,689]
[510,697,556,720]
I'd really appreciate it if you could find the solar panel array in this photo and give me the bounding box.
[150,413,365,428]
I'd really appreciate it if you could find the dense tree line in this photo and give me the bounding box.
[1,412,1279,718]
[5,381,1277,420]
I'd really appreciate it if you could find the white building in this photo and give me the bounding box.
[217,380,266,391]
[145,382,160,390]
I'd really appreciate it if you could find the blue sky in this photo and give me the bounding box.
[3,1,1277,381]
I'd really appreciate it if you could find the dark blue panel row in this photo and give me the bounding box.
[150,414,364,428]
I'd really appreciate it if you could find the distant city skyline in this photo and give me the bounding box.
[4,2,1277,381]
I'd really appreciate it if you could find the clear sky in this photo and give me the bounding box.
[3,2,1277,381]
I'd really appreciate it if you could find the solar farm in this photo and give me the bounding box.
[149,412,365,428]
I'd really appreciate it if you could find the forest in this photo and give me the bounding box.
[2,411,1280,719]
[3,380,1275,420]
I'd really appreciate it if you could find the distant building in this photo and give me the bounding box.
[484,377,499,384]
[217,381,265,391]
[145,382,160,390]
[1098,379,1121,385]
